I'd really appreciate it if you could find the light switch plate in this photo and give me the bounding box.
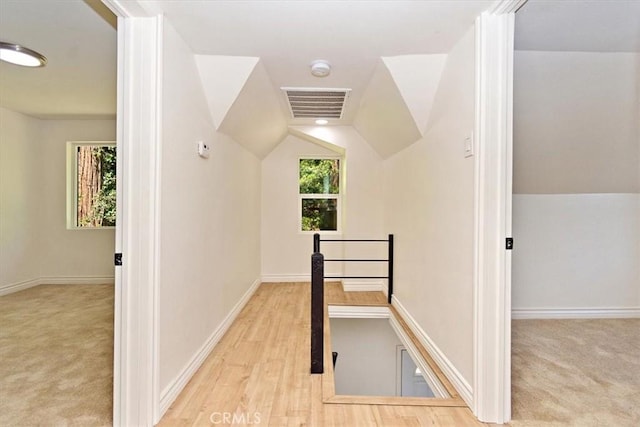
[464,133,474,158]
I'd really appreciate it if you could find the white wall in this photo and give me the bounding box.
[513,51,640,315]
[330,318,402,396]
[261,127,385,281]
[158,20,262,396]
[513,52,639,195]
[0,107,116,292]
[0,108,44,288]
[39,119,116,280]
[383,27,476,386]
[512,194,640,311]
[261,134,341,279]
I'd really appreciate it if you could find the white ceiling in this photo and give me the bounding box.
[139,0,491,126]
[4,0,636,153]
[0,0,116,119]
[515,0,640,52]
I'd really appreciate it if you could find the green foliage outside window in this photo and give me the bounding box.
[299,159,340,194]
[77,145,117,227]
[301,198,338,231]
[91,146,117,226]
[300,159,340,231]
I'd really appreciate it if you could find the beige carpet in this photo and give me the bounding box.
[511,318,640,427]
[0,284,113,426]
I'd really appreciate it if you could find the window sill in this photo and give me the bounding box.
[299,230,342,236]
[67,226,116,231]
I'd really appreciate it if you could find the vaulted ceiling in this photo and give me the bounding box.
[139,0,490,157]
[1,0,638,158]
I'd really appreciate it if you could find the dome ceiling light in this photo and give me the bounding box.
[0,42,47,67]
[310,60,331,78]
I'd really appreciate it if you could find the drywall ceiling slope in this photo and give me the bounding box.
[382,55,448,135]
[195,55,259,129]
[288,127,345,156]
[0,0,116,118]
[353,60,421,159]
[515,0,640,52]
[216,60,288,158]
[138,0,493,128]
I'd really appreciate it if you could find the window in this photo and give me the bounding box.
[299,158,340,232]
[66,142,117,229]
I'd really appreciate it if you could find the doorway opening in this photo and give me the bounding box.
[511,1,640,425]
[0,0,118,424]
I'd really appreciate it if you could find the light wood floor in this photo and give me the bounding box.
[159,283,486,426]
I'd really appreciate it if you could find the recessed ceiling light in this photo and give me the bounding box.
[310,60,331,78]
[0,42,47,67]
[315,119,329,125]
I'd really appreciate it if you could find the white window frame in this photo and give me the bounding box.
[298,156,343,235]
[66,141,117,230]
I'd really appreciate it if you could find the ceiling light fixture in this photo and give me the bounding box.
[310,60,331,78]
[0,42,47,67]
[315,119,329,125]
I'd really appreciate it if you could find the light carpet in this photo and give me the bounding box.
[0,284,113,426]
[511,318,640,427]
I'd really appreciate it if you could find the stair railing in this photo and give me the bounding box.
[310,233,394,374]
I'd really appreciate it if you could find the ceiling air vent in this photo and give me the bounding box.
[282,87,351,119]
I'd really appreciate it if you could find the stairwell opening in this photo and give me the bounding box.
[324,306,457,405]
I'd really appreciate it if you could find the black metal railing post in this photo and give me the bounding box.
[310,234,395,372]
[311,251,324,374]
[388,234,394,304]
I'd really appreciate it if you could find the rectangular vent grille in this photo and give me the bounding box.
[282,87,351,119]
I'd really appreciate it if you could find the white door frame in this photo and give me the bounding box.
[103,0,525,424]
[473,0,525,424]
[103,1,162,425]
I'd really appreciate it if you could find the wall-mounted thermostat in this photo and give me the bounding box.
[197,141,210,159]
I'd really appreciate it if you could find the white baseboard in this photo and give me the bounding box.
[388,315,449,399]
[39,276,115,285]
[159,277,262,417]
[261,274,310,283]
[342,280,384,292]
[0,278,42,296]
[0,276,115,296]
[392,296,473,407]
[512,307,640,319]
[328,305,390,318]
